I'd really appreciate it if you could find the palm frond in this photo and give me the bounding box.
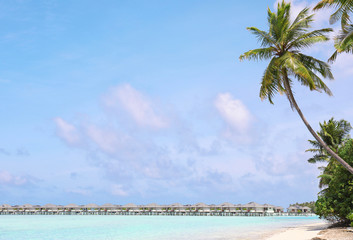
[287,10,314,41]
[281,52,315,90]
[259,57,281,104]
[329,25,353,61]
[341,11,351,29]
[330,4,348,24]
[308,154,329,163]
[239,47,275,61]
[297,54,334,80]
[314,0,353,27]
[288,28,333,50]
[313,0,332,11]
[247,27,276,47]
[339,25,353,48]
[328,50,339,63]
[308,139,322,147]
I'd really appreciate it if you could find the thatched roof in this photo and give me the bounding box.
[169,203,184,208]
[0,204,12,208]
[122,203,137,208]
[84,203,99,208]
[42,204,58,208]
[101,203,116,208]
[146,203,160,208]
[21,204,34,208]
[64,203,79,208]
[242,202,264,208]
[263,204,276,208]
[192,203,209,208]
[219,202,235,208]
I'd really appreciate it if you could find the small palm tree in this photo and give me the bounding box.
[239,1,353,174]
[314,0,353,61]
[306,118,352,188]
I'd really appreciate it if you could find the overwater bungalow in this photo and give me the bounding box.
[301,206,311,213]
[274,206,284,213]
[41,204,58,214]
[219,202,236,213]
[169,203,185,214]
[144,203,161,214]
[100,203,116,214]
[263,203,275,213]
[192,203,210,214]
[122,203,139,214]
[0,204,13,214]
[234,204,242,212]
[83,204,100,214]
[20,204,36,214]
[287,205,312,214]
[242,202,264,213]
[64,204,80,214]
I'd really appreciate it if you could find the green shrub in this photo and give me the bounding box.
[315,139,353,225]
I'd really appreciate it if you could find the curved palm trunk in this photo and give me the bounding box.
[282,73,353,175]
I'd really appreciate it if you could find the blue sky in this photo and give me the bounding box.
[0,0,352,207]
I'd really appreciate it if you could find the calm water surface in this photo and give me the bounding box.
[0,215,324,240]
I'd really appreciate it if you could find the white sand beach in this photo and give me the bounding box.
[263,222,329,240]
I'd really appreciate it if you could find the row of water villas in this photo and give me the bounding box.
[0,202,312,216]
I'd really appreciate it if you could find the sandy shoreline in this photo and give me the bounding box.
[261,222,329,240]
[259,222,353,240]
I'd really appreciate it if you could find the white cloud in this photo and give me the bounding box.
[214,93,253,135]
[0,171,29,186]
[54,118,81,145]
[103,84,168,129]
[111,184,128,196]
[85,125,122,154]
[52,84,320,203]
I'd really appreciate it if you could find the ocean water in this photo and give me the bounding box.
[0,215,324,240]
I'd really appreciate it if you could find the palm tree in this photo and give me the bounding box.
[306,118,352,188]
[239,1,353,174]
[314,0,353,61]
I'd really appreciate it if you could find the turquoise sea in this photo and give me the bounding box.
[0,215,324,240]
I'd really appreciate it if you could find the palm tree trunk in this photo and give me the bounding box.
[282,73,353,175]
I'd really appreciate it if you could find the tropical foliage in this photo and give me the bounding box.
[306,118,352,188]
[240,0,353,174]
[315,138,353,225]
[314,0,353,61]
[306,118,353,225]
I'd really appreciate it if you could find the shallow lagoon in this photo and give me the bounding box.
[0,215,324,240]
